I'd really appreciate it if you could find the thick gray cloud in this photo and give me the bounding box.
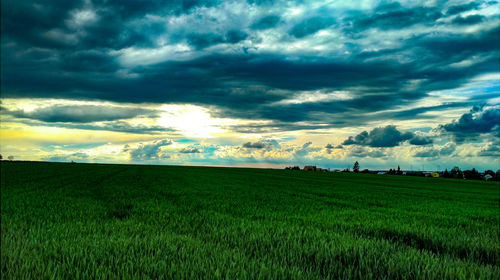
[242,142,267,149]
[409,135,433,145]
[349,147,387,158]
[446,2,480,15]
[440,106,500,142]
[344,2,442,32]
[289,16,335,38]
[1,105,155,123]
[186,33,225,49]
[242,139,280,149]
[250,15,281,30]
[225,30,248,44]
[342,126,430,147]
[452,15,485,25]
[123,139,172,160]
[179,147,202,153]
[414,143,456,158]
[1,113,175,134]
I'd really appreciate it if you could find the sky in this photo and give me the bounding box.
[1,0,499,171]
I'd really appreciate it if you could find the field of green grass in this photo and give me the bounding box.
[1,161,499,279]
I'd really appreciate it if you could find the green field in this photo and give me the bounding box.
[1,161,499,279]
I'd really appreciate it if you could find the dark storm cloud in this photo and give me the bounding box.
[345,2,442,32]
[414,143,456,158]
[1,0,83,48]
[390,103,472,119]
[1,105,155,123]
[179,147,202,153]
[250,15,281,30]
[452,15,485,25]
[440,106,500,142]
[289,16,335,38]
[409,135,433,145]
[342,126,430,147]
[242,142,267,149]
[225,30,248,44]
[3,1,142,50]
[187,33,225,49]
[408,26,500,62]
[1,0,221,51]
[60,50,119,72]
[0,112,174,134]
[179,21,248,49]
[242,139,280,149]
[446,2,480,15]
[5,24,497,126]
[1,0,499,133]
[123,139,172,160]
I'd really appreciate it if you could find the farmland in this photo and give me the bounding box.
[1,161,499,279]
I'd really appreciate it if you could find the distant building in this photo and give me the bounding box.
[484,174,493,181]
[377,172,386,175]
[304,166,316,171]
[432,172,439,178]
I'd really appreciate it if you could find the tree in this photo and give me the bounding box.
[396,165,402,175]
[353,161,359,173]
[8,155,14,161]
[285,166,300,170]
[484,170,495,177]
[0,154,2,160]
[492,170,500,181]
[450,166,463,179]
[464,168,481,180]
[443,169,450,178]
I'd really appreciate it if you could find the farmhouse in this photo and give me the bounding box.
[304,166,316,171]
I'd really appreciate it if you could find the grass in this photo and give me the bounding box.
[1,161,499,279]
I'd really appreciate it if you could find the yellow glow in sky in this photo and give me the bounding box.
[158,105,234,138]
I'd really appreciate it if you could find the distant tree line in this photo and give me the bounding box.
[284,166,301,170]
[285,161,500,181]
[0,154,15,161]
[387,166,403,175]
